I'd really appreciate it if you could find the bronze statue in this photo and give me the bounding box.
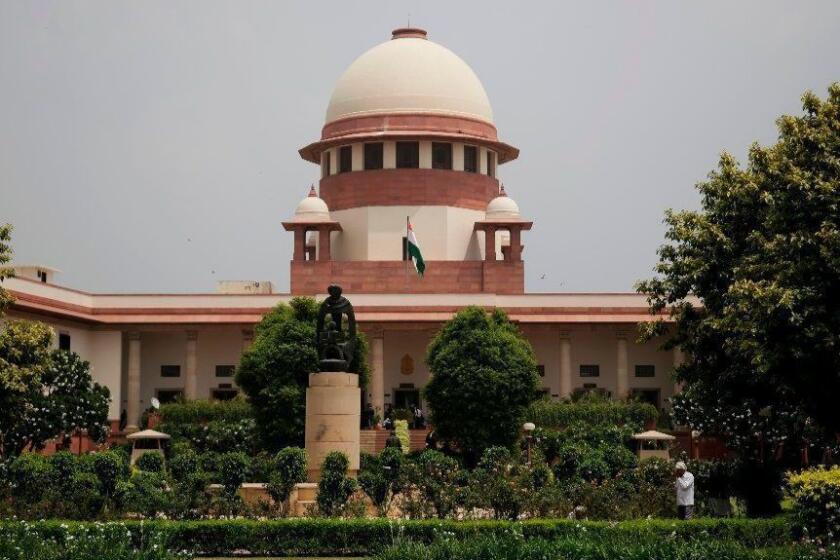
[315,284,356,372]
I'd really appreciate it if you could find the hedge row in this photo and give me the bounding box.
[7,517,793,557]
[157,398,253,425]
[527,399,659,429]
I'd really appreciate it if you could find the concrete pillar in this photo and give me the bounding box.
[383,141,396,169]
[559,331,572,398]
[509,227,522,261]
[369,332,385,420]
[318,228,331,261]
[126,332,141,432]
[419,141,432,169]
[484,226,497,262]
[293,228,306,261]
[673,346,685,395]
[616,331,629,400]
[453,143,465,171]
[305,372,361,481]
[184,330,198,400]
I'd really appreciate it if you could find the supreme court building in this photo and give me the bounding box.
[5,28,680,435]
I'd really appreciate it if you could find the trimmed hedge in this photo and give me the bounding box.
[158,398,253,425]
[5,517,793,557]
[527,398,659,429]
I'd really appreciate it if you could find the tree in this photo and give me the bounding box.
[637,83,840,515]
[315,451,357,516]
[424,306,539,465]
[0,223,14,314]
[236,297,368,451]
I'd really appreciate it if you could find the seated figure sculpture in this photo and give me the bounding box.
[315,284,356,372]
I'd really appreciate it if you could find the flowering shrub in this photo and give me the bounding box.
[788,466,840,546]
[136,452,164,473]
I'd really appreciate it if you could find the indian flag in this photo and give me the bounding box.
[406,218,425,277]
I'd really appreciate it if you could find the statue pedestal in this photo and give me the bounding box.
[304,372,360,481]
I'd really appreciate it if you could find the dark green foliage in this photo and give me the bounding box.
[425,307,539,464]
[358,447,404,516]
[316,451,357,516]
[527,395,658,431]
[168,448,199,481]
[135,452,164,473]
[0,520,181,560]
[66,471,104,519]
[158,398,253,425]
[374,534,832,560]
[236,298,369,451]
[638,84,840,516]
[217,451,249,500]
[265,446,308,511]
[0,518,795,557]
[114,471,170,518]
[8,453,53,506]
[403,449,464,518]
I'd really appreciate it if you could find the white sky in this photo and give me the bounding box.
[2,1,839,293]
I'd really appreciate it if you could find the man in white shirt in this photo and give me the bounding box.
[674,461,695,520]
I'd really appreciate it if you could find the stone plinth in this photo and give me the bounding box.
[305,371,360,481]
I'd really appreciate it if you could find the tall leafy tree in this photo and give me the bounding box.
[236,297,369,451]
[0,223,13,314]
[424,306,539,465]
[638,84,840,515]
[0,225,110,456]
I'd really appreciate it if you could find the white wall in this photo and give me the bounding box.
[331,206,485,261]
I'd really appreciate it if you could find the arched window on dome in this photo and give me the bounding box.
[339,146,353,173]
[432,142,452,170]
[396,141,419,169]
[364,142,383,170]
[464,145,478,173]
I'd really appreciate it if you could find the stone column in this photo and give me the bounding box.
[673,346,685,396]
[509,227,522,262]
[293,228,306,261]
[369,331,385,420]
[184,330,198,400]
[126,332,141,432]
[484,226,497,262]
[318,227,331,261]
[305,372,361,481]
[559,330,572,398]
[616,331,629,400]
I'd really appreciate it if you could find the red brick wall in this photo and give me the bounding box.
[319,168,499,211]
[290,260,524,295]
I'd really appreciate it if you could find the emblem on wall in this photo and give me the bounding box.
[400,354,414,376]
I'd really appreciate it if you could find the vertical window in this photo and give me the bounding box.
[634,364,656,378]
[321,151,331,178]
[160,365,181,378]
[431,142,452,170]
[464,145,478,173]
[339,146,352,173]
[402,236,408,261]
[364,143,383,170]
[396,141,419,169]
[486,151,496,178]
[579,364,600,377]
[58,333,71,351]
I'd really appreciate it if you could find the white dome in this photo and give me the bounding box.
[325,29,494,125]
[293,188,331,222]
[486,190,521,219]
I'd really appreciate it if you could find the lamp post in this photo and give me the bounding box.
[523,422,536,465]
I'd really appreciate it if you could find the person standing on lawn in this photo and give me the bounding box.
[674,461,695,519]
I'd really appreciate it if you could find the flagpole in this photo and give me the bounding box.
[405,216,409,289]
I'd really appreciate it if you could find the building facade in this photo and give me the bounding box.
[5,28,678,434]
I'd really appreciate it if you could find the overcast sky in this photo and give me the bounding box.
[2,1,839,293]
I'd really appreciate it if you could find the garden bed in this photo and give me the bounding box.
[2,517,795,557]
